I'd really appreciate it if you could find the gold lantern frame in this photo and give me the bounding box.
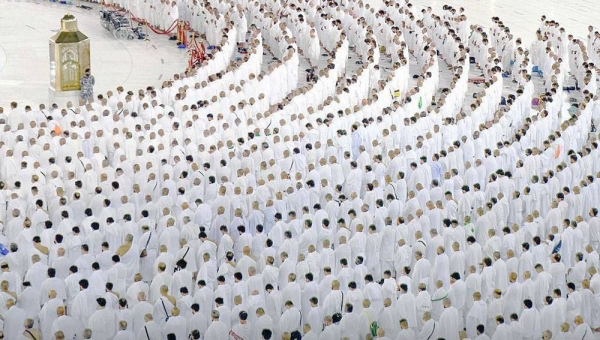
[49,14,90,92]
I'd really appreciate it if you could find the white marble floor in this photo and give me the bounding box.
[0,0,188,108]
[0,0,598,109]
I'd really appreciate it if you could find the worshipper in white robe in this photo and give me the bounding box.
[107,254,129,297]
[39,290,64,337]
[338,302,361,340]
[139,226,159,281]
[71,278,97,327]
[277,300,302,338]
[412,252,431,295]
[438,298,460,340]
[16,318,40,340]
[153,285,176,327]
[3,299,26,340]
[520,299,541,340]
[379,297,399,338]
[492,316,512,340]
[322,280,344,317]
[431,246,450,289]
[137,313,162,340]
[466,292,487,339]
[162,307,187,340]
[149,263,172,303]
[18,281,41,323]
[132,291,153,335]
[205,310,229,339]
[431,280,448,321]
[572,315,595,339]
[113,320,135,340]
[418,312,439,340]
[395,318,417,340]
[2,3,600,340]
[319,315,341,340]
[89,297,118,340]
[230,311,253,340]
[50,306,80,340]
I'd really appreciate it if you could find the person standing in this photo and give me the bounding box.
[80,68,95,101]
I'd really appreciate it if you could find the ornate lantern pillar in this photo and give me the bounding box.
[49,14,90,102]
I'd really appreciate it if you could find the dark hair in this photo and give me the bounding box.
[96,297,106,307]
[261,329,272,340]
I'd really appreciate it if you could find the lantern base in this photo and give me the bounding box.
[49,87,81,107]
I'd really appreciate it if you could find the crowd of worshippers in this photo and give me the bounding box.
[2,0,600,338]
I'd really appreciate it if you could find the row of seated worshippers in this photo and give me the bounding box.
[1,0,600,339]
